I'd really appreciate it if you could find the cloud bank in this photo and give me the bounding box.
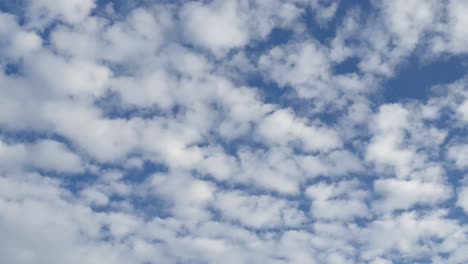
[1,0,468,263]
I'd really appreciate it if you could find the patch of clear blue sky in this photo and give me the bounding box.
[384,54,468,103]
[0,0,24,16]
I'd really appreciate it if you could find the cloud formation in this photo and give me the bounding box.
[1,0,468,263]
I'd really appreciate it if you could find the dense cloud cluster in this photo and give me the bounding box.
[1,0,468,263]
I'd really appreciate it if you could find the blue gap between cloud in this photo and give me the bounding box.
[383,55,467,103]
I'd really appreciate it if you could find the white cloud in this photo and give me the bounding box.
[81,187,109,207]
[258,41,333,99]
[25,51,111,98]
[40,101,140,162]
[1,1,468,263]
[457,100,468,122]
[447,143,468,169]
[309,0,340,24]
[361,210,459,261]
[256,108,342,152]
[373,178,451,213]
[306,180,369,220]
[456,179,468,214]
[379,0,439,51]
[29,140,84,173]
[149,172,216,221]
[366,104,416,177]
[235,147,304,194]
[435,0,468,54]
[9,31,42,57]
[214,190,305,229]
[25,0,96,27]
[51,8,165,63]
[0,139,83,173]
[0,13,42,59]
[180,1,249,56]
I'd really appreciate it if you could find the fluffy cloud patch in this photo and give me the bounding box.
[1,0,468,263]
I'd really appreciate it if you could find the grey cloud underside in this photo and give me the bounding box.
[1,0,468,263]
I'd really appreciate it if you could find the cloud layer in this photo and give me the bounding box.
[1,0,468,263]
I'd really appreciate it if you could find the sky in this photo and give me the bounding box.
[1,0,468,263]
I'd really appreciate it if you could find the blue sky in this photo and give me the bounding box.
[1,0,468,263]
